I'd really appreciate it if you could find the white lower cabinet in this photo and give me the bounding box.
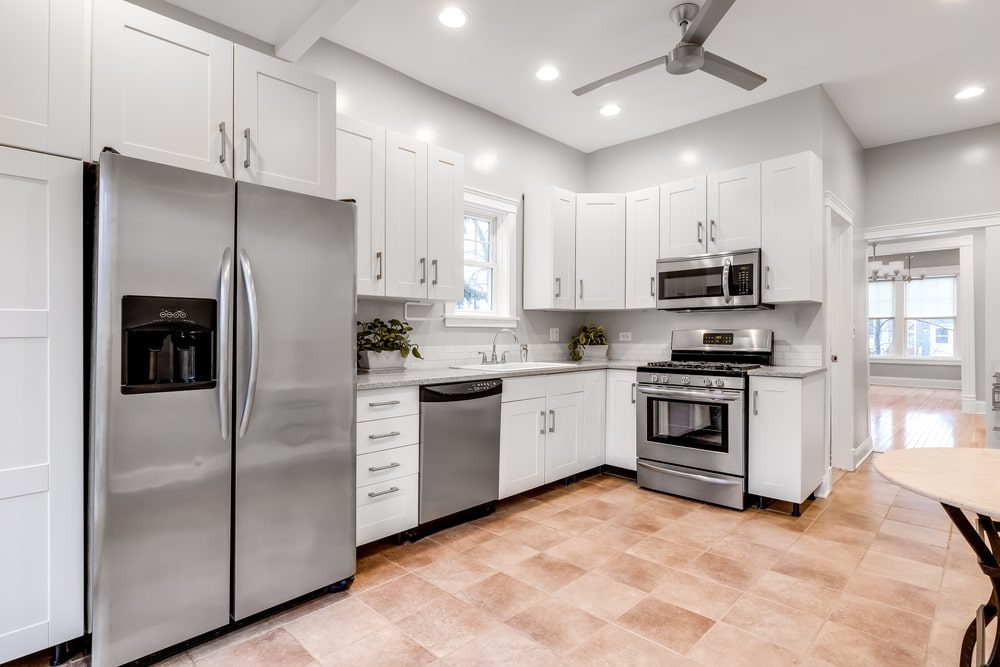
[356,474,419,547]
[580,371,608,471]
[748,374,825,504]
[499,397,548,498]
[544,392,585,483]
[605,370,637,470]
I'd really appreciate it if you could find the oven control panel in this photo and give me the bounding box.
[640,372,745,390]
[703,333,734,345]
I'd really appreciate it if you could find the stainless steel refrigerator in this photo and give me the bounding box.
[88,153,356,666]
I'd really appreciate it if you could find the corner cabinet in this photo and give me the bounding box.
[625,187,660,309]
[523,187,577,310]
[760,152,823,303]
[336,116,386,296]
[576,193,625,310]
[605,370,637,470]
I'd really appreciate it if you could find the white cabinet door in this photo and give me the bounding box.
[0,148,82,663]
[384,131,428,299]
[605,370,637,470]
[761,152,823,303]
[748,377,801,502]
[337,115,386,296]
[523,187,575,310]
[356,474,419,546]
[499,398,547,499]
[551,188,577,310]
[544,392,585,483]
[707,163,761,253]
[427,145,464,301]
[659,176,707,257]
[0,0,86,158]
[576,193,625,310]
[92,1,233,175]
[234,45,336,198]
[578,372,607,473]
[625,187,660,309]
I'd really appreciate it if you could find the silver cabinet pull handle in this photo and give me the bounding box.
[368,486,399,498]
[765,265,771,290]
[631,382,637,404]
[753,389,759,416]
[243,128,251,169]
[432,258,439,285]
[710,219,716,243]
[650,276,655,297]
[218,122,227,164]
[238,249,260,437]
[217,248,233,439]
[419,257,426,284]
[555,276,561,297]
[697,221,703,244]
[579,280,584,300]
[368,431,401,440]
[539,411,545,435]
[376,251,383,280]
[368,400,400,407]
[368,462,401,472]
[722,258,732,304]
[548,409,555,433]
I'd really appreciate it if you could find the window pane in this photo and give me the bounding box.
[456,266,493,312]
[868,282,894,318]
[906,318,955,357]
[463,215,492,262]
[905,277,956,318]
[868,318,894,356]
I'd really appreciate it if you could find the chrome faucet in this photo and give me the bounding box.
[491,329,518,364]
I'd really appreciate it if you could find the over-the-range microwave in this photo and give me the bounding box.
[655,249,773,311]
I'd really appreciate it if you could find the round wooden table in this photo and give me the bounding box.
[876,448,1000,667]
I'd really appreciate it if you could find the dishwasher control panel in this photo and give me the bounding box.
[420,379,503,400]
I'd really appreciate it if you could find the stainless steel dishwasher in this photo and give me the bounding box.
[419,379,502,524]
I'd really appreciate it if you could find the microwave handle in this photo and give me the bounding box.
[722,258,732,304]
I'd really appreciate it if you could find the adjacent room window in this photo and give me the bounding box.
[867,281,894,357]
[867,271,959,360]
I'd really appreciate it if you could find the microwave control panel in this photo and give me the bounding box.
[730,263,754,295]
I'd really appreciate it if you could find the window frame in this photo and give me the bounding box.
[866,266,960,363]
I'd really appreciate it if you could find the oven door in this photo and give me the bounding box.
[655,250,760,310]
[636,384,745,477]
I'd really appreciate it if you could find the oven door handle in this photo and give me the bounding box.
[638,460,742,486]
[637,386,742,402]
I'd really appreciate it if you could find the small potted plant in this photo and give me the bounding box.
[567,324,609,362]
[357,318,422,373]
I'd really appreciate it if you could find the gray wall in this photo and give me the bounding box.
[870,362,961,385]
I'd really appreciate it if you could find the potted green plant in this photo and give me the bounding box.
[567,324,609,362]
[356,318,422,372]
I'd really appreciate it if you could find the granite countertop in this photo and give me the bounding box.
[748,366,827,378]
[356,360,641,390]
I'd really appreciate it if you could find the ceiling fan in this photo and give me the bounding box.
[573,0,766,97]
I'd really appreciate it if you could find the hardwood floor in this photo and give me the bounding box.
[870,385,985,452]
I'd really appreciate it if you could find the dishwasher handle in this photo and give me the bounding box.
[420,379,503,402]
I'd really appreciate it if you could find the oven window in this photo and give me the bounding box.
[647,398,729,453]
[660,267,724,300]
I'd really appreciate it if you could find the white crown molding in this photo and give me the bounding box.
[823,191,856,223]
[865,212,1000,240]
[465,187,519,213]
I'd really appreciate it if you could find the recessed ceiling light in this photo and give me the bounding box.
[438,7,467,28]
[599,103,622,117]
[535,65,561,81]
[955,86,985,100]
[415,126,435,143]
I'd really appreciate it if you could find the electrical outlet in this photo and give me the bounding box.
[619,332,632,342]
[549,328,559,342]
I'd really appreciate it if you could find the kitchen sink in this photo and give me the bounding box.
[450,361,579,372]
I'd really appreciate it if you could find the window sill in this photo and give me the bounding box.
[869,357,960,366]
[444,314,519,329]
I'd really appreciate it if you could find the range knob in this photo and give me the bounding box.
[714,378,725,388]
[703,378,713,387]
[680,376,690,386]
[650,374,658,382]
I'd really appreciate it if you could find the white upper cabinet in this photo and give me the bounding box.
[523,187,576,310]
[426,145,464,301]
[659,176,707,258]
[707,163,761,253]
[605,370,637,471]
[234,45,336,198]
[92,1,233,175]
[576,193,625,310]
[625,187,660,309]
[0,0,86,159]
[761,151,823,303]
[385,131,429,299]
[337,116,386,297]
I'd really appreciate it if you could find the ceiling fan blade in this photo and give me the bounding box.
[681,0,736,45]
[572,56,667,96]
[700,51,766,90]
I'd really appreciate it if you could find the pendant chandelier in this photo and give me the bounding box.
[867,241,926,283]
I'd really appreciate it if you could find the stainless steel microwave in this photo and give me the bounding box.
[655,249,766,311]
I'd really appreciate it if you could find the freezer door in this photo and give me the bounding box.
[233,183,357,620]
[89,154,234,667]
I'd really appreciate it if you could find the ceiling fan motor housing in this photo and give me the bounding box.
[667,44,705,74]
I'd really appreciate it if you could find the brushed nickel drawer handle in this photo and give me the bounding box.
[218,121,226,163]
[243,127,251,169]
[368,400,401,407]
[368,462,401,472]
[368,486,399,498]
[368,431,401,440]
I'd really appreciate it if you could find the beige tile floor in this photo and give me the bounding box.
[12,456,994,667]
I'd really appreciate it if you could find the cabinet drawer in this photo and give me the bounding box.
[357,387,419,422]
[546,372,586,396]
[356,474,418,546]
[356,414,419,454]
[356,445,419,487]
[502,376,546,402]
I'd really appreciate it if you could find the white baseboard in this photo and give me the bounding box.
[962,396,986,414]
[853,437,873,469]
[816,468,832,499]
[870,376,961,390]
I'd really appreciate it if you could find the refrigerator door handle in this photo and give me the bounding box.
[239,249,260,437]
[218,248,233,440]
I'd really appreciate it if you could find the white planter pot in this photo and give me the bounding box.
[580,345,609,361]
[358,350,407,373]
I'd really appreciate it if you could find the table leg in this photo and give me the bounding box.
[941,504,1000,667]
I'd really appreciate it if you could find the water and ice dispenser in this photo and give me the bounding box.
[121,296,217,394]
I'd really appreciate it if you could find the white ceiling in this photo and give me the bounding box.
[165,0,1000,153]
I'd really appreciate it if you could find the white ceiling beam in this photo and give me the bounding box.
[275,0,359,62]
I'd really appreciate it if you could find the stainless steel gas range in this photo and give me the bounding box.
[635,329,773,510]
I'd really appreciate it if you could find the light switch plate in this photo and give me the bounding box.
[549,328,559,342]
[619,332,632,342]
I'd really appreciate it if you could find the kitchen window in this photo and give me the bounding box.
[867,271,958,361]
[444,189,518,328]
